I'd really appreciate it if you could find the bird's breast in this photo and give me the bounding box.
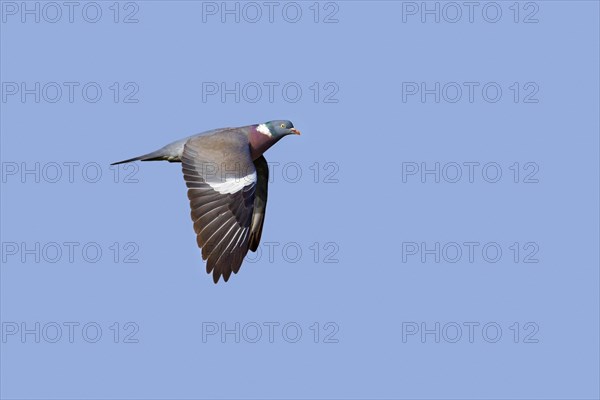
[248,129,277,160]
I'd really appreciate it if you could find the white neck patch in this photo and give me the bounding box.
[256,123,272,137]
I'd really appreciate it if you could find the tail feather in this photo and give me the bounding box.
[111,138,188,166]
[110,155,146,165]
[111,151,165,165]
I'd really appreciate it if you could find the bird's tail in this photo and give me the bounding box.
[110,150,170,165]
[111,138,188,166]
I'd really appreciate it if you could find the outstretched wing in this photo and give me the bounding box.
[181,132,267,283]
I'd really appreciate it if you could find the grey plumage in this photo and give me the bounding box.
[111,121,300,283]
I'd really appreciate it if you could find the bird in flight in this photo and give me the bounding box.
[112,120,301,283]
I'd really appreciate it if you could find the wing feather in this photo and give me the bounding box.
[181,132,260,283]
[249,156,269,252]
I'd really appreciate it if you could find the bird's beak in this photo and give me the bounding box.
[290,128,301,135]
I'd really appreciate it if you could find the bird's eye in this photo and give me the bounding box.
[280,123,286,128]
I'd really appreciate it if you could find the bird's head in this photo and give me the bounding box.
[259,120,301,138]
